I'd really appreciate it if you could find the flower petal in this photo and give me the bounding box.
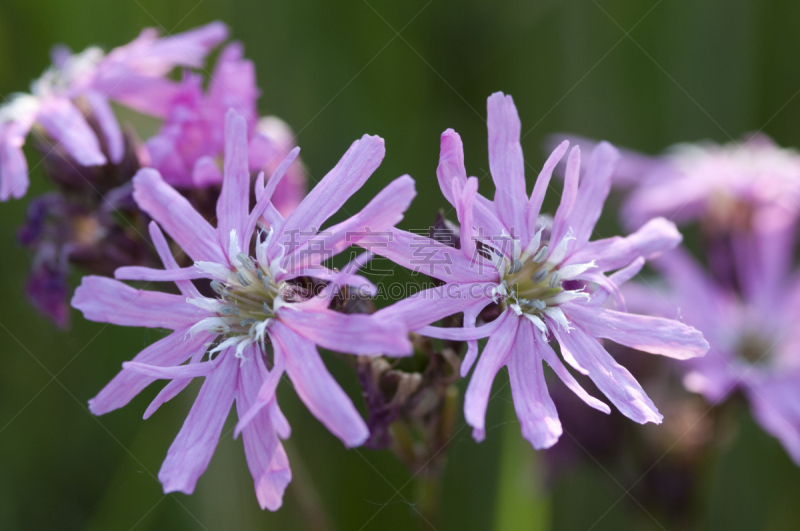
[278,305,411,356]
[132,168,225,263]
[72,276,208,329]
[218,110,251,257]
[464,312,518,441]
[159,349,238,495]
[235,345,292,511]
[487,92,527,240]
[88,327,212,415]
[551,321,662,424]
[37,97,106,166]
[272,324,368,447]
[507,320,562,449]
[564,302,709,360]
[82,90,124,163]
[282,134,385,246]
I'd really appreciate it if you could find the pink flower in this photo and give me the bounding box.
[360,92,709,450]
[146,42,306,215]
[0,22,227,200]
[71,110,414,508]
[627,225,800,465]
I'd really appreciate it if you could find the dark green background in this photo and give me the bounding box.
[1,0,800,529]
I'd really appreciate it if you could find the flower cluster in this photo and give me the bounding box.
[556,132,800,468]
[4,22,717,510]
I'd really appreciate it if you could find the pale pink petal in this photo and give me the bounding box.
[285,175,416,273]
[192,156,223,187]
[551,322,662,424]
[375,282,497,331]
[566,217,681,272]
[537,336,610,414]
[282,135,385,244]
[159,349,238,495]
[507,321,562,449]
[235,349,292,510]
[122,360,218,379]
[487,92,527,239]
[0,119,33,200]
[277,305,411,356]
[37,97,106,166]
[549,146,580,251]
[88,327,212,415]
[464,313,518,441]
[82,90,124,163]
[72,276,208,329]
[746,377,800,465]
[272,324,368,447]
[527,140,569,234]
[565,141,619,247]
[563,303,708,360]
[437,129,468,206]
[217,110,251,255]
[245,148,300,243]
[132,168,225,263]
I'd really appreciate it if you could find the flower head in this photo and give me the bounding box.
[360,92,708,450]
[0,21,227,200]
[627,225,800,465]
[71,109,415,508]
[146,42,306,214]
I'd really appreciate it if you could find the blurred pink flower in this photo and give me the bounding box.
[0,21,227,200]
[627,226,800,465]
[146,42,306,215]
[363,92,708,450]
[71,110,414,508]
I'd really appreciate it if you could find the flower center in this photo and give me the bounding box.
[487,228,594,336]
[210,252,282,336]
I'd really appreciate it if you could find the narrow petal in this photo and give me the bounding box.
[133,168,225,263]
[454,176,479,257]
[507,321,562,449]
[375,282,497,331]
[549,146,580,252]
[487,92,527,240]
[236,348,292,510]
[37,97,106,166]
[464,313,519,441]
[272,324,368,447]
[527,140,569,234]
[159,350,238,495]
[148,221,201,298]
[564,303,709,360]
[282,135,385,245]
[72,276,208,329]
[122,360,218,379]
[218,110,251,256]
[82,90,124,163]
[566,217,682,273]
[551,322,662,424]
[285,175,416,273]
[0,120,32,200]
[277,305,411,356]
[437,129,468,207]
[537,336,611,414]
[565,141,619,247]
[88,328,212,415]
[747,378,800,466]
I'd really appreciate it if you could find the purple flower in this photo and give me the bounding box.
[71,110,414,508]
[626,226,800,464]
[146,42,306,215]
[556,133,800,234]
[361,92,709,450]
[0,21,227,200]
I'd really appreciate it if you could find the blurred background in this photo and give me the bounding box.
[1,0,800,529]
